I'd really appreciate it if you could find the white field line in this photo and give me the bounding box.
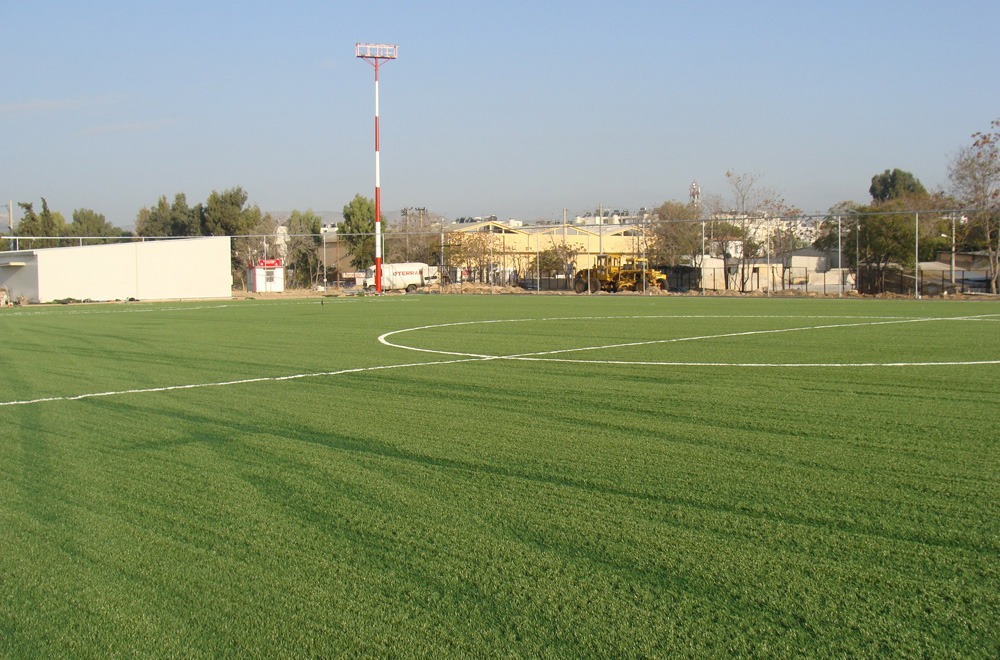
[3,313,998,408]
[0,303,236,318]
[0,357,485,408]
[0,295,411,319]
[378,313,1000,366]
[373,314,921,358]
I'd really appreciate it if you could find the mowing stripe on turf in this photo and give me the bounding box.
[2,312,997,408]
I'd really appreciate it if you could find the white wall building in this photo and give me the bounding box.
[0,236,232,303]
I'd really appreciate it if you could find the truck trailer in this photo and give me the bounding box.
[363,262,440,292]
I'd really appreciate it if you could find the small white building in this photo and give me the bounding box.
[698,256,784,292]
[0,236,232,303]
[247,258,285,293]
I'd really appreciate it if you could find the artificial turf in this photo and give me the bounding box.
[1,295,998,656]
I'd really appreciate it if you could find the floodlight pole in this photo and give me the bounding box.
[914,212,920,299]
[356,43,398,293]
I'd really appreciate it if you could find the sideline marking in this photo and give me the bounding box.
[378,313,1000,367]
[0,357,485,408]
[0,303,235,318]
[0,294,413,319]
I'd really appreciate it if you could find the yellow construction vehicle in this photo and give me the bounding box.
[574,254,667,293]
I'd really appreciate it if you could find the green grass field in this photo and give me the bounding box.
[1,295,998,656]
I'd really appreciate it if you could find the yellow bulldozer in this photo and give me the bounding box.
[574,254,667,293]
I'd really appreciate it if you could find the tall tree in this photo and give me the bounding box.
[855,199,918,293]
[948,118,1000,293]
[135,196,172,237]
[337,194,379,270]
[202,187,258,237]
[285,210,323,287]
[231,214,275,289]
[447,231,491,282]
[232,213,280,290]
[869,169,927,203]
[69,209,122,244]
[201,187,264,280]
[16,198,67,248]
[722,170,786,291]
[650,200,702,266]
[170,193,202,236]
[530,243,582,278]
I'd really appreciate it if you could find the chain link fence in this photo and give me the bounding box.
[2,207,996,296]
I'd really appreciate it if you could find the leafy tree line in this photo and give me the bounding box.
[134,187,325,289]
[639,172,804,292]
[4,188,325,289]
[811,116,1000,295]
[6,198,126,250]
[641,118,1000,294]
[7,117,998,293]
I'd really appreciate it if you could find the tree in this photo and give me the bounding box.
[649,200,702,266]
[447,231,491,282]
[815,200,924,294]
[16,198,67,248]
[337,194,379,270]
[285,210,323,288]
[135,196,172,237]
[170,193,202,236]
[856,200,917,293]
[529,242,581,278]
[531,248,565,277]
[232,213,280,291]
[721,171,786,291]
[69,209,122,244]
[202,187,259,237]
[200,187,264,280]
[869,169,927,203]
[949,118,1000,293]
[816,189,955,293]
[134,187,266,286]
[135,193,202,237]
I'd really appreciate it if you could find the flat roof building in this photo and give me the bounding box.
[0,236,232,303]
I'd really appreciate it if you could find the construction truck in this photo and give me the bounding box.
[574,254,667,293]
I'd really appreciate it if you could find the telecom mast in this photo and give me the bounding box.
[355,42,398,293]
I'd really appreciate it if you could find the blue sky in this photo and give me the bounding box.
[2,1,998,229]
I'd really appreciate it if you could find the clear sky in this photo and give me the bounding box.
[2,1,999,229]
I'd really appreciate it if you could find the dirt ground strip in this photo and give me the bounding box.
[238,285,997,301]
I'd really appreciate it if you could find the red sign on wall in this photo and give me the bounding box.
[256,259,282,268]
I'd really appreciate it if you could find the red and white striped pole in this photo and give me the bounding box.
[356,43,398,293]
